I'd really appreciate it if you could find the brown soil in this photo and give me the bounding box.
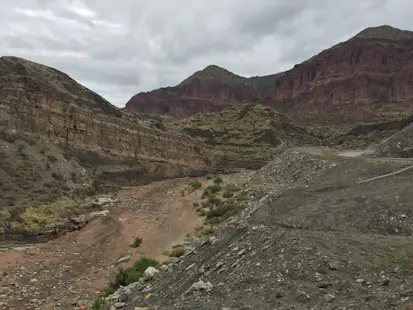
[0,177,205,309]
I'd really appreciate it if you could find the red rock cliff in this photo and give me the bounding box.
[125,25,413,125]
[266,25,413,124]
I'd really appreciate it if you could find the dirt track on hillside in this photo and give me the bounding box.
[0,178,204,310]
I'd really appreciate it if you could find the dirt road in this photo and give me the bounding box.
[0,178,204,309]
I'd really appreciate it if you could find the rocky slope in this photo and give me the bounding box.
[123,149,413,310]
[374,115,413,157]
[125,25,413,127]
[164,103,319,169]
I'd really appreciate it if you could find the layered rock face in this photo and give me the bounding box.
[267,26,413,124]
[125,65,261,118]
[0,56,209,182]
[125,25,413,125]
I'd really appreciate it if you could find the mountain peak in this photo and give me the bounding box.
[179,64,247,86]
[352,25,413,40]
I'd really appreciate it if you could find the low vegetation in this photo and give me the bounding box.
[206,203,245,223]
[105,257,159,295]
[213,176,223,184]
[394,249,410,269]
[92,295,107,310]
[130,237,143,248]
[202,185,222,198]
[223,190,234,198]
[164,245,185,258]
[188,180,202,190]
[11,197,78,233]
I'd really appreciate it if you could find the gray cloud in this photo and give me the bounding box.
[1,0,413,107]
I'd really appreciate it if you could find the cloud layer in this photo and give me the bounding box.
[1,0,413,106]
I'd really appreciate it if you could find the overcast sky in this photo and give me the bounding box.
[1,0,413,107]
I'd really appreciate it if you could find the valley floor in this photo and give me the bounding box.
[0,178,207,309]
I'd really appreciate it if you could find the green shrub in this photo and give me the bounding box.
[189,180,202,190]
[193,202,199,208]
[223,191,234,198]
[180,190,185,196]
[107,257,159,293]
[207,196,223,206]
[206,203,245,222]
[165,245,185,257]
[206,175,213,180]
[131,237,143,248]
[11,197,78,232]
[213,176,223,184]
[203,185,221,197]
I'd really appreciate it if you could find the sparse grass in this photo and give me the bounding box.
[201,225,214,235]
[189,180,202,190]
[130,237,143,248]
[207,196,223,206]
[223,191,234,198]
[164,245,185,257]
[213,176,223,184]
[92,295,107,310]
[394,249,410,269]
[202,185,222,198]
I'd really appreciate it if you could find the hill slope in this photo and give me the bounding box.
[125,149,413,309]
[164,103,320,169]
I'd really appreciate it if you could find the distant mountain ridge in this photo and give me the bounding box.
[125,25,413,125]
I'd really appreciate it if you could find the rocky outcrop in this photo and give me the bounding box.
[125,65,261,118]
[0,56,209,182]
[125,25,413,126]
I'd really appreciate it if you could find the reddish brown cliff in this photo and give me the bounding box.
[125,65,261,118]
[125,25,413,125]
[267,25,413,124]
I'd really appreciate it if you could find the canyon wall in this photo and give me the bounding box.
[0,56,210,183]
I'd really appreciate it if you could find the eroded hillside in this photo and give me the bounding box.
[121,149,413,310]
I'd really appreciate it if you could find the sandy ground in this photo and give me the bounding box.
[0,177,205,310]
